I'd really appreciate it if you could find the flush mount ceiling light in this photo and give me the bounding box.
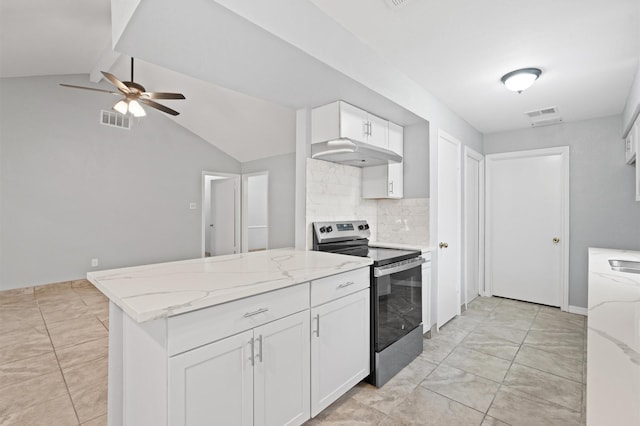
[501,68,542,93]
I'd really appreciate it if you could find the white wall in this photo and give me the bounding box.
[484,115,640,308]
[0,75,241,290]
[241,153,296,249]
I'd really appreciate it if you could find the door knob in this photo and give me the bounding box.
[553,237,560,244]
[439,242,449,249]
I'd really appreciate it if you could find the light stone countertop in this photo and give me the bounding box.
[87,248,372,323]
[587,247,640,425]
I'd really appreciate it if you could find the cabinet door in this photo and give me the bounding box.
[310,289,370,417]
[169,330,254,426]
[254,311,310,426]
[367,113,389,149]
[339,102,368,143]
[387,123,404,198]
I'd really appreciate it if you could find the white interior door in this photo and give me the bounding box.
[464,148,483,305]
[212,178,237,256]
[436,130,461,327]
[486,147,569,308]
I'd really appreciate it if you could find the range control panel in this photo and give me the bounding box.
[313,220,371,244]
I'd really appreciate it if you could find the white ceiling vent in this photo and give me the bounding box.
[100,110,131,130]
[524,106,559,118]
[385,0,413,8]
[524,106,562,127]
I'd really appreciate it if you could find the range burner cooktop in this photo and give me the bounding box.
[312,221,420,267]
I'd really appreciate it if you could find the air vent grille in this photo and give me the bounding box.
[524,106,558,118]
[100,110,131,130]
[385,0,412,8]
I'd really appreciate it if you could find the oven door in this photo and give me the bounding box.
[372,257,425,352]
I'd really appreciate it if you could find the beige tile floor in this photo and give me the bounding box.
[1,282,587,426]
[307,296,587,426]
[0,280,108,426]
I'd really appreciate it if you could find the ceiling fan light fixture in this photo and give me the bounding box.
[501,68,542,93]
[113,100,129,115]
[128,100,146,117]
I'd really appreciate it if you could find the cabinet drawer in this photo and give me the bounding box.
[168,282,309,356]
[311,268,370,307]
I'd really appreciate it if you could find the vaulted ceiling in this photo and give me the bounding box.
[2,0,639,154]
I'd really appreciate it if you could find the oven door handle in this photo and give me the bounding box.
[373,257,426,277]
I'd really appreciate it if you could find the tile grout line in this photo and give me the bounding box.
[36,299,82,426]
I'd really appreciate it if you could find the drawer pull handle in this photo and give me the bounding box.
[244,307,269,318]
[337,281,355,289]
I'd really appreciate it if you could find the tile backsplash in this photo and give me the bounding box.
[306,158,378,248]
[377,198,429,245]
[306,158,429,248]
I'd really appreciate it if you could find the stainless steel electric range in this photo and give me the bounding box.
[312,220,425,387]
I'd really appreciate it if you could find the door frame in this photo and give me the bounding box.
[435,129,462,329]
[463,147,485,306]
[241,171,269,253]
[485,147,570,311]
[201,171,241,257]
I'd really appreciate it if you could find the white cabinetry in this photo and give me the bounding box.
[421,251,432,334]
[169,290,310,426]
[311,101,388,149]
[362,122,404,199]
[169,330,254,426]
[169,311,310,426]
[309,268,370,417]
[108,267,372,426]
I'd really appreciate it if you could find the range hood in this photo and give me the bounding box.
[310,139,402,167]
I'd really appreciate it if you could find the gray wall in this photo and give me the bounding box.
[0,75,241,290]
[484,115,640,308]
[241,153,295,249]
[403,121,430,198]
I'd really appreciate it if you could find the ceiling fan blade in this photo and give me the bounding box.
[59,84,120,95]
[141,92,185,100]
[139,98,180,116]
[101,71,131,94]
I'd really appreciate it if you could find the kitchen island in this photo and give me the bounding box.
[587,248,640,425]
[88,248,373,426]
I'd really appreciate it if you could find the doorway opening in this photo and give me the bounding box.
[202,172,241,257]
[463,147,485,308]
[242,172,269,253]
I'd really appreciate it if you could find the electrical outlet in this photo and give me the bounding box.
[189,202,197,210]
[91,258,99,267]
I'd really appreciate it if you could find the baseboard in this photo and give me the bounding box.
[568,305,588,316]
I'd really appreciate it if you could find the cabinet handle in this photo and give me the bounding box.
[337,281,355,289]
[243,307,269,318]
[368,121,373,136]
[314,314,320,337]
[256,335,263,363]
[389,181,394,194]
[249,338,255,366]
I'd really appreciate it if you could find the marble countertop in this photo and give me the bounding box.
[587,247,640,425]
[369,241,434,253]
[87,248,372,323]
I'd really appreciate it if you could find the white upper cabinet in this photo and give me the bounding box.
[362,122,404,199]
[311,101,389,149]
